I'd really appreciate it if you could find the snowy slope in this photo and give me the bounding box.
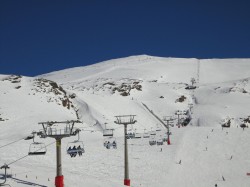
[1,55,250,187]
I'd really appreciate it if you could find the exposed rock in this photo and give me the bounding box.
[222,119,231,128]
[175,95,187,103]
[2,75,22,83]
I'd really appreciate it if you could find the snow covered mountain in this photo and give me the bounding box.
[1,55,250,187]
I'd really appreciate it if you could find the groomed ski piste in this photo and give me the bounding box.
[1,55,250,187]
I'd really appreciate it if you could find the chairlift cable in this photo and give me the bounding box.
[0,137,25,149]
[5,141,55,166]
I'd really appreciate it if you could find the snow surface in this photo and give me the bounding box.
[1,55,250,187]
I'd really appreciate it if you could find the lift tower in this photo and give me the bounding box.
[38,120,81,187]
[163,116,174,145]
[114,115,137,186]
[0,164,10,186]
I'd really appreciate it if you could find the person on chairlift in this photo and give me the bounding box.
[77,145,82,156]
[72,146,77,157]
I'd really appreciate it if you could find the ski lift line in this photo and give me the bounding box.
[141,102,168,129]
[5,141,55,167]
[38,120,82,125]
[0,137,26,149]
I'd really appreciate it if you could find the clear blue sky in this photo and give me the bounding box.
[1,0,250,76]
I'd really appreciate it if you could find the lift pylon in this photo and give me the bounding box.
[114,115,137,186]
[38,120,82,187]
[0,164,10,186]
[163,116,174,145]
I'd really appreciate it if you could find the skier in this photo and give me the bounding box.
[222,176,225,181]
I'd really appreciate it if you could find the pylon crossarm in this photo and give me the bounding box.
[0,164,9,170]
[114,115,137,125]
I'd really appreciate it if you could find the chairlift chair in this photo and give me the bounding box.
[67,141,85,156]
[156,127,161,132]
[126,126,136,139]
[103,129,114,137]
[134,133,142,139]
[150,131,156,136]
[103,137,117,149]
[143,133,150,138]
[162,134,168,142]
[149,135,156,146]
[28,142,47,155]
[126,131,135,139]
[149,139,156,146]
[28,133,46,155]
[25,134,34,140]
[157,138,164,145]
[66,132,85,157]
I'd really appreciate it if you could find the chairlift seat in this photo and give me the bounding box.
[103,129,114,137]
[28,142,47,155]
[28,151,46,155]
[157,139,164,145]
[126,132,135,139]
[103,137,117,149]
[67,147,85,154]
[150,131,156,136]
[149,136,157,145]
[25,135,34,140]
[149,140,156,146]
[134,133,142,139]
[143,133,150,138]
[66,141,85,156]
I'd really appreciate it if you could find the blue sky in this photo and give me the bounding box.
[1,0,250,76]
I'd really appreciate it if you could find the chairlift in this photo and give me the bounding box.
[149,135,156,146]
[156,126,162,132]
[25,134,34,140]
[157,138,164,145]
[28,137,47,156]
[28,132,46,155]
[103,129,114,137]
[143,133,150,138]
[103,137,117,149]
[150,131,156,136]
[134,133,142,139]
[66,132,85,157]
[149,139,156,146]
[126,128,135,139]
[162,134,168,142]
